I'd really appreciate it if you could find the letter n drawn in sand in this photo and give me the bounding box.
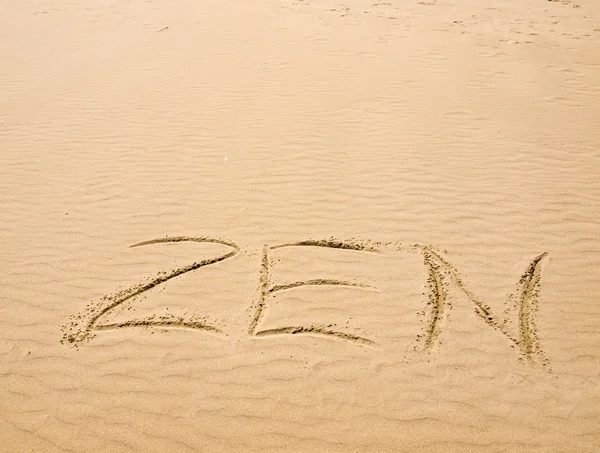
[248,239,380,346]
[416,246,550,365]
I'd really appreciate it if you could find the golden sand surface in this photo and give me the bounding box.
[1,0,600,451]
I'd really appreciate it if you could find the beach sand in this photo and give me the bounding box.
[1,0,600,451]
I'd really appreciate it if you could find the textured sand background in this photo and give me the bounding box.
[1,0,600,451]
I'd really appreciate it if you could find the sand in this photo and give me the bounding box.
[1,0,600,451]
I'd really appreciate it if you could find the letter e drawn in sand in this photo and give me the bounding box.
[61,236,239,346]
[247,239,382,346]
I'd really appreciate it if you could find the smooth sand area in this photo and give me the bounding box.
[1,0,600,451]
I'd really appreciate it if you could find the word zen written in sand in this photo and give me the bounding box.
[62,237,549,366]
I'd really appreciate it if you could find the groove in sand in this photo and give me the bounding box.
[421,248,447,351]
[248,245,270,336]
[517,252,548,363]
[254,325,375,346]
[270,238,381,253]
[268,279,376,294]
[96,320,222,333]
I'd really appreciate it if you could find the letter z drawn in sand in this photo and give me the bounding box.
[61,236,239,346]
[247,239,381,346]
